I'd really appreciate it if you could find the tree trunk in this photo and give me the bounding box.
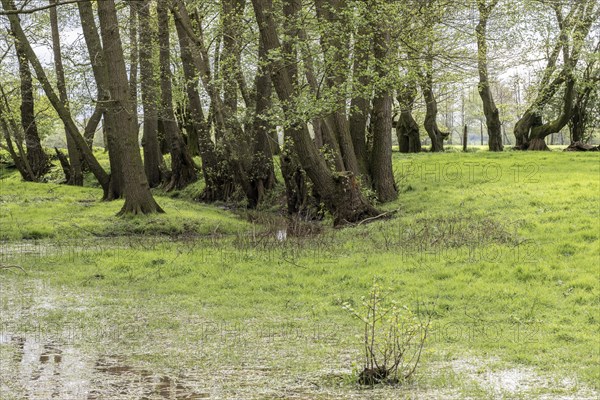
[2,0,110,194]
[137,0,163,188]
[422,67,447,152]
[246,35,276,208]
[513,2,595,150]
[349,21,371,176]
[157,0,197,191]
[173,2,235,201]
[314,0,361,177]
[252,0,379,225]
[396,81,421,154]
[13,39,49,181]
[96,0,163,214]
[49,0,83,185]
[369,19,397,202]
[77,0,122,198]
[476,1,503,152]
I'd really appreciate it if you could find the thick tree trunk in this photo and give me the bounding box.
[2,0,110,194]
[49,0,83,185]
[96,0,163,214]
[157,0,197,191]
[396,82,421,153]
[13,40,49,180]
[476,2,503,152]
[369,21,397,202]
[252,0,379,225]
[137,0,163,188]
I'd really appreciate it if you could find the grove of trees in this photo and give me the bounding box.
[0,0,598,222]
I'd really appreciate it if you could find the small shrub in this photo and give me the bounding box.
[343,280,431,386]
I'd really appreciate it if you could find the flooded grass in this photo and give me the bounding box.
[1,151,599,398]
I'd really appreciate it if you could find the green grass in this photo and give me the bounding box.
[0,150,598,399]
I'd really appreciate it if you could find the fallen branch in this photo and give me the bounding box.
[356,210,398,227]
[0,264,27,274]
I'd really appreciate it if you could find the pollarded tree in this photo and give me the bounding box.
[514,0,598,150]
[476,0,503,151]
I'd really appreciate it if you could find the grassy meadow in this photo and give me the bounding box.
[0,148,599,399]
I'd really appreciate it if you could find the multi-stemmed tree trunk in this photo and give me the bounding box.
[314,0,361,177]
[156,0,197,191]
[96,0,163,214]
[2,0,110,194]
[13,39,48,180]
[172,2,236,201]
[252,0,379,225]
[476,0,503,152]
[137,0,163,188]
[369,12,397,202]
[49,0,83,185]
[396,81,421,153]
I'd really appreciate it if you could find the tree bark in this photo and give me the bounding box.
[476,0,503,152]
[252,0,379,225]
[96,0,163,214]
[157,0,197,191]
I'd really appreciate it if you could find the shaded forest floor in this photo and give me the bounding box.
[1,149,599,399]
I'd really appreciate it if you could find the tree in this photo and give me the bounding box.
[13,34,49,180]
[476,0,503,151]
[514,0,598,150]
[156,0,197,191]
[369,0,397,202]
[96,0,163,214]
[137,0,163,188]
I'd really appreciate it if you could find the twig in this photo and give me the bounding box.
[0,264,27,274]
[356,210,397,227]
